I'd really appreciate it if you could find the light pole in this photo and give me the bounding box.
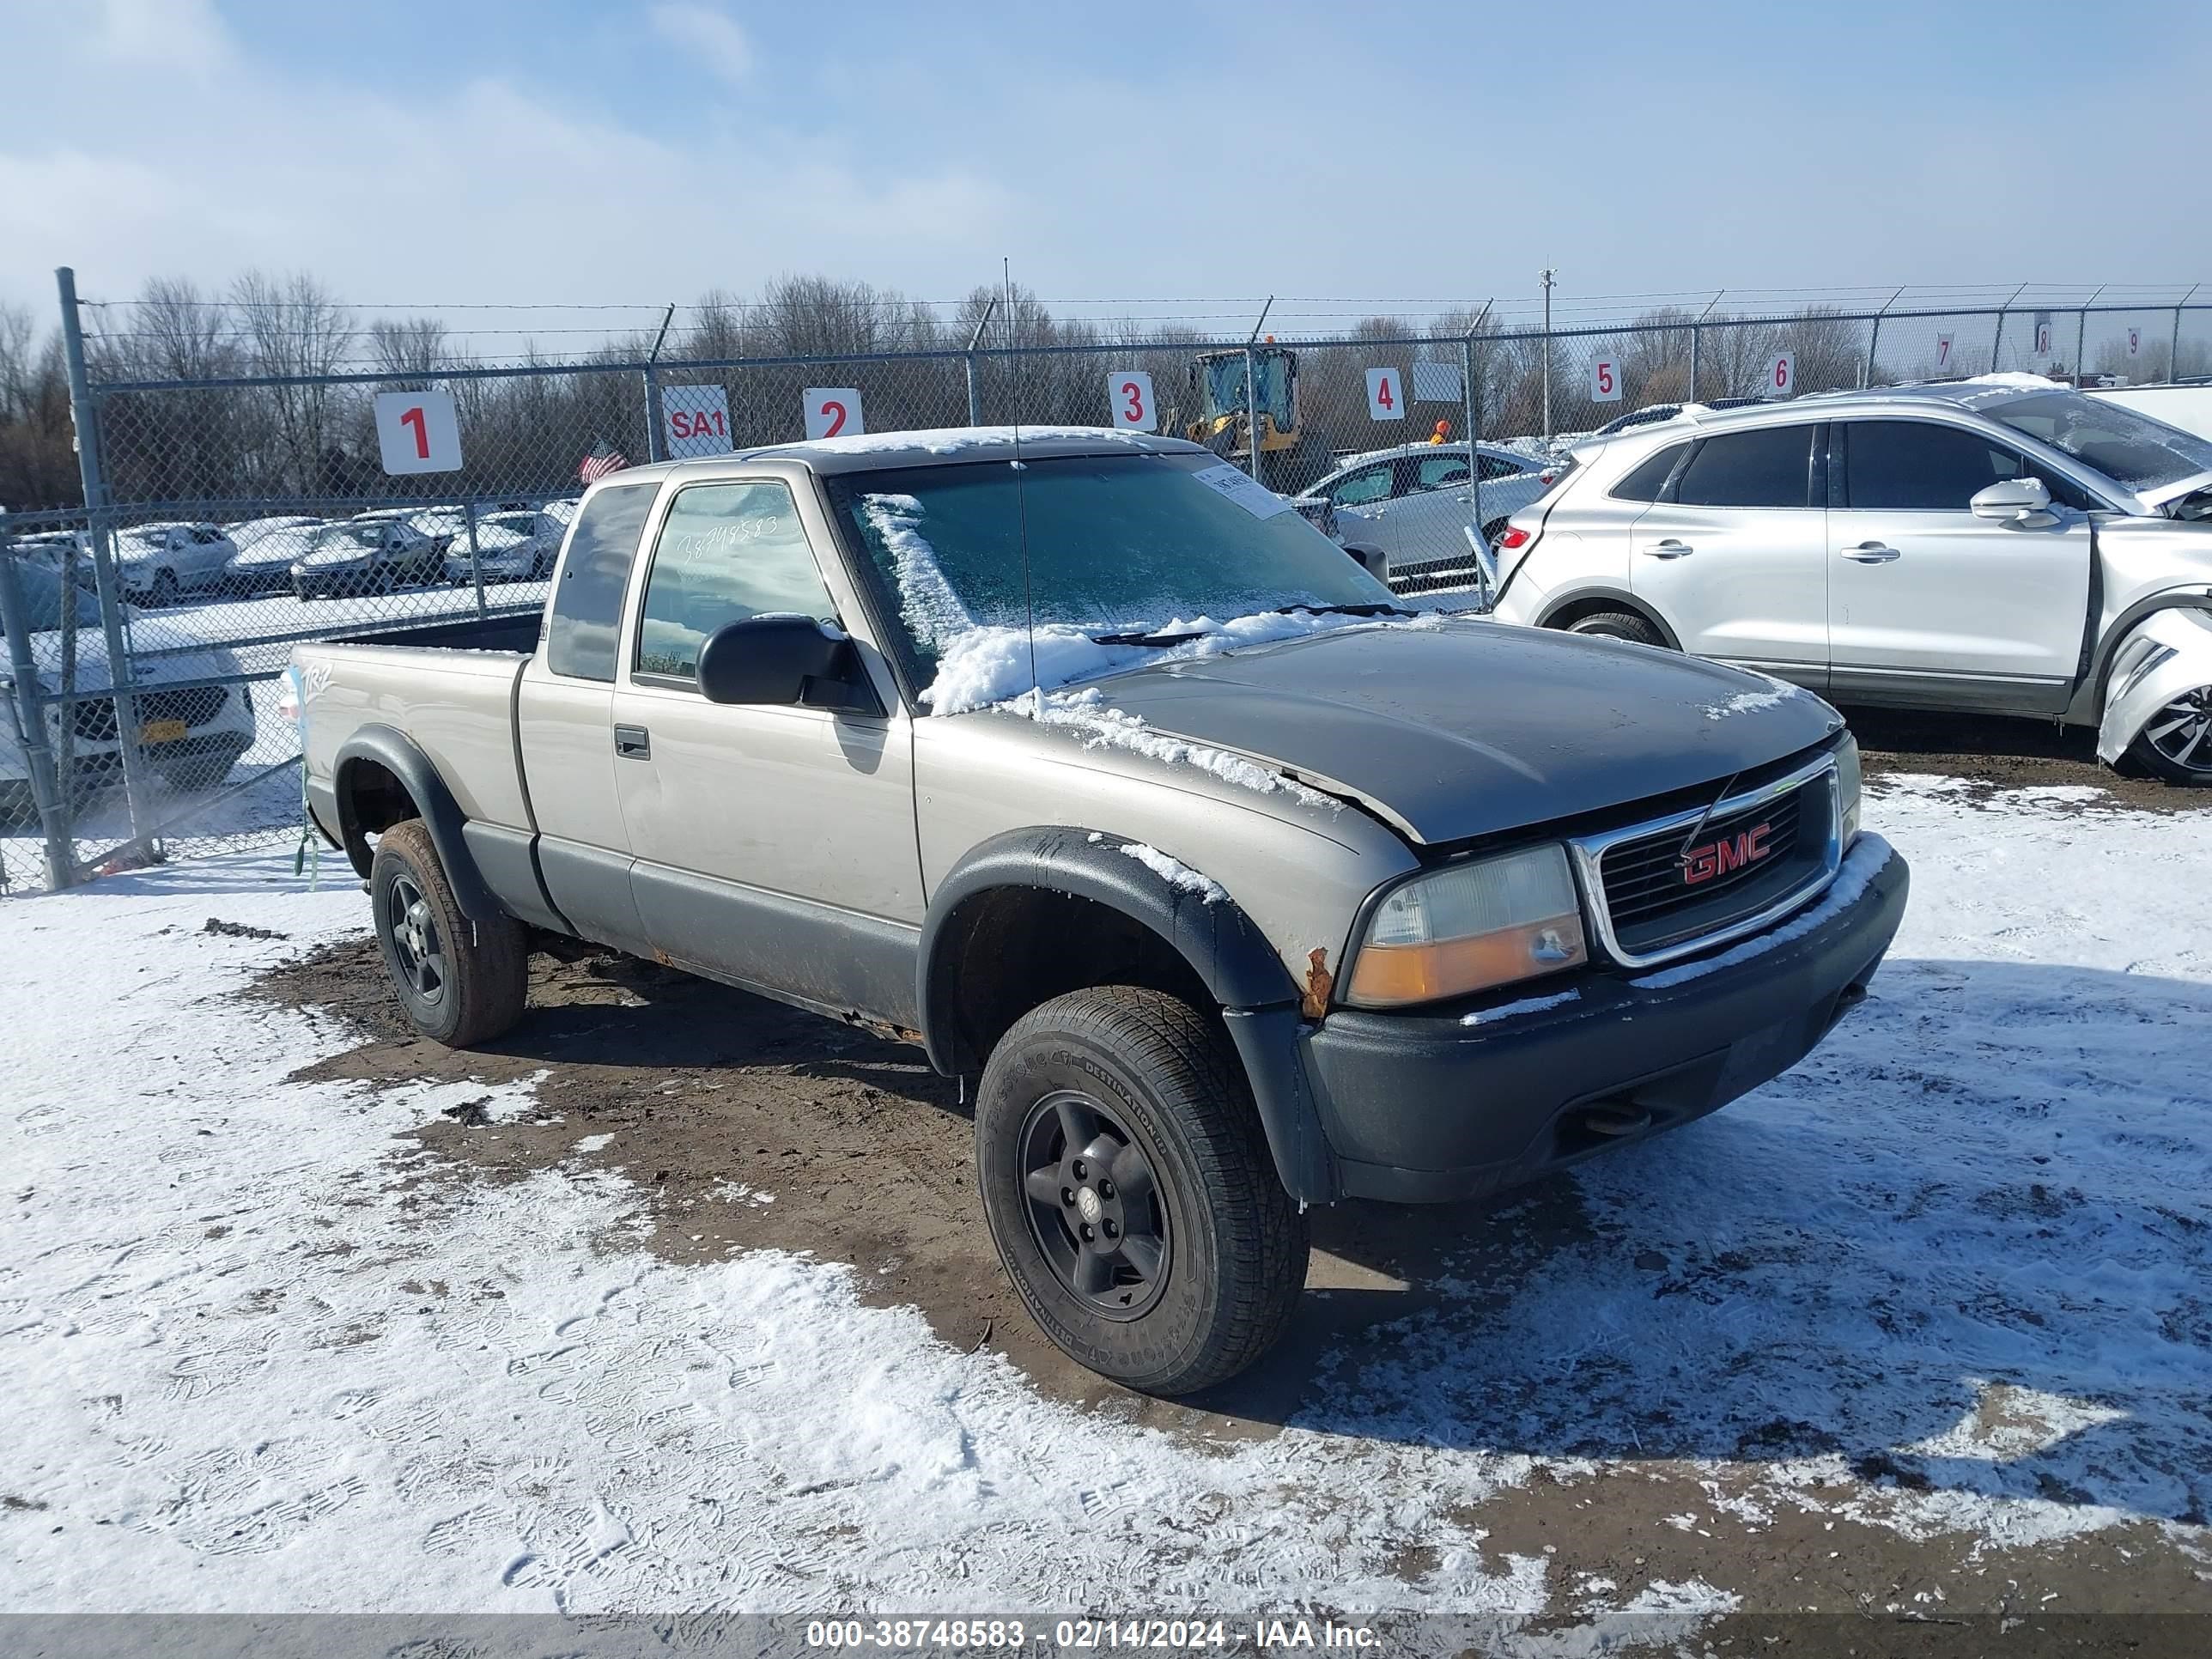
[1540,268,1558,440]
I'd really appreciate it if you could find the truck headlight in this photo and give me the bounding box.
[1346,844,1587,1008]
[1836,734,1862,847]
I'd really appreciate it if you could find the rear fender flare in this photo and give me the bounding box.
[333,724,506,923]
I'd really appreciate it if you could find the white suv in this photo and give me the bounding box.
[1486,380,2212,783]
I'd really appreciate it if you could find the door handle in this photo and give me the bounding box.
[1839,542,1901,563]
[613,724,651,759]
[1641,539,1694,558]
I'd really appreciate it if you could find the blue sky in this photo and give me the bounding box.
[3,0,2209,326]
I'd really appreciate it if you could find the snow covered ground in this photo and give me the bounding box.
[1,776,2208,1632]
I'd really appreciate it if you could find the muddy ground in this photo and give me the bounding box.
[244,722,2212,1636]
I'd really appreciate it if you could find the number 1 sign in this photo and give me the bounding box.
[804,388,864,441]
[374,389,461,475]
[1108,371,1156,431]
[1365,367,1403,421]
[1589,356,1622,404]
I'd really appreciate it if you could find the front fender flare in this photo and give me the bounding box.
[2096,605,2212,764]
[333,724,507,923]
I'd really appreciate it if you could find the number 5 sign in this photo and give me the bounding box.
[1765,352,1796,397]
[804,388,864,441]
[1365,367,1404,421]
[374,389,461,475]
[1589,356,1623,404]
[1108,371,1156,431]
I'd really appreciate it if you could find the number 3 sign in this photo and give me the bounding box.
[374,389,461,475]
[1365,367,1403,421]
[804,388,865,441]
[1108,371,1156,431]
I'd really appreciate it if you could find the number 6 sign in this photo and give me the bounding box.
[1108,371,1156,431]
[1589,356,1622,404]
[374,389,461,475]
[1365,367,1403,421]
[1765,352,1796,397]
[804,388,864,441]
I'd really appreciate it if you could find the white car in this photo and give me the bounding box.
[1486,379,2212,783]
[112,521,241,606]
[1298,442,1555,580]
[222,515,325,594]
[443,509,564,584]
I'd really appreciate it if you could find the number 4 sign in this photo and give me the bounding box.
[1766,353,1796,397]
[374,389,461,475]
[1365,367,1403,421]
[804,388,864,441]
[1590,356,1622,404]
[1108,371,1156,431]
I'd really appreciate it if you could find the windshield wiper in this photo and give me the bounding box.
[1089,628,1214,647]
[1273,601,1417,619]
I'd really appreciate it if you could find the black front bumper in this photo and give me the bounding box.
[1302,836,1908,1203]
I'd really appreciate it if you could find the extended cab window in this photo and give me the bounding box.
[547,481,657,681]
[635,482,838,682]
[1673,426,1814,507]
[1843,421,2037,511]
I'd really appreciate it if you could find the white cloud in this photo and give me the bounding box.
[648,3,753,87]
[90,0,232,77]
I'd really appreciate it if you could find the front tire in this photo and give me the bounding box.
[974,987,1308,1395]
[1561,609,1666,647]
[2130,685,2212,785]
[369,818,527,1047]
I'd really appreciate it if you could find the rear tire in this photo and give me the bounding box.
[369,818,527,1048]
[1561,609,1666,647]
[2128,684,2212,785]
[974,986,1308,1395]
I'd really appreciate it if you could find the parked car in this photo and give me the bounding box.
[443,509,564,584]
[1590,398,1763,437]
[405,506,468,552]
[293,427,1906,1395]
[112,521,241,606]
[0,559,257,821]
[222,515,325,594]
[544,496,582,527]
[9,529,100,589]
[290,516,444,599]
[1486,380,2212,782]
[1296,442,1555,580]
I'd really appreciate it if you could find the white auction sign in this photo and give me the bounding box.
[1364,366,1404,421]
[2128,326,2143,359]
[803,388,864,441]
[664,384,733,458]
[1589,356,1623,404]
[1765,352,1796,397]
[2034,319,2054,356]
[374,389,461,476]
[1936,333,1955,371]
[1107,371,1157,431]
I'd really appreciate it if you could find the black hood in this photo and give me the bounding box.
[1086,620,1844,844]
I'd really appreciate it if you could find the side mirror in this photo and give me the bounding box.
[1971,477,2054,523]
[696,614,860,707]
[1341,541,1389,583]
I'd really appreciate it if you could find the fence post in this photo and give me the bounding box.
[2170,285,2197,384]
[0,544,74,890]
[1461,299,1492,562]
[1863,287,1902,389]
[1991,282,2027,374]
[1690,291,1721,405]
[1539,268,1556,441]
[463,501,489,621]
[642,302,674,464]
[964,299,996,426]
[55,265,159,864]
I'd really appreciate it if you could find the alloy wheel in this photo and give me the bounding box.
[2144,686,2212,773]
[1018,1090,1170,1319]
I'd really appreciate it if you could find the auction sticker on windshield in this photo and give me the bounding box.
[1191,462,1294,519]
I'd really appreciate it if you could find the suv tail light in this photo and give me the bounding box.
[1496,526,1531,550]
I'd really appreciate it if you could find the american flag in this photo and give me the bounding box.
[578,441,630,483]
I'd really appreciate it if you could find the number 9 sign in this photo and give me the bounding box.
[1108,371,1156,431]
[804,388,865,441]
[1589,356,1622,404]
[1765,353,1796,397]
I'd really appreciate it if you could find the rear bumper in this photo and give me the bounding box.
[1300,833,1908,1203]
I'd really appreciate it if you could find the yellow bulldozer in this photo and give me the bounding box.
[1182,345,1335,494]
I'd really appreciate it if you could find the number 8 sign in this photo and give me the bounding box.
[1108,371,1156,431]
[804,388,865,441]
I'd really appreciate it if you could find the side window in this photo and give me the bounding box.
[1843,421,2027,511]
[1413,455,1470,491]
[1328,464,1394,507]
[547,481,658,682]
[635,482,838,683]
[1476,453,1525,482]
[1673,426,1814,508]
[1610,441,1692,502]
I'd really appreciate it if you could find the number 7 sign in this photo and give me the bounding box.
[374,389,461,475]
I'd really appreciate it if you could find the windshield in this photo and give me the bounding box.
[1988,391,2212,495]
[118,527,167,548]
[14,560,103,631]
[1197,354,1293,428]
[485,514,535,534]
[312,525,383,550]
[829,451,1395,696]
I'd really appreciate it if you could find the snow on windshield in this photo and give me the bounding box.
[860,493,972,650]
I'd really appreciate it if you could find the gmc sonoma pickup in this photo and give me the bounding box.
[293,428,1909,1395]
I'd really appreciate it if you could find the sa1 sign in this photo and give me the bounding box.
[663,384,732,458]
[1589,356,1623,404]
[804,388,864,441]
[1108,371,1156,431]
[374,389,461,476]
[1364,367,1403,421]
[1765,353,1796,397]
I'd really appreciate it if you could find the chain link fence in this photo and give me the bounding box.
[5,272,2209,895]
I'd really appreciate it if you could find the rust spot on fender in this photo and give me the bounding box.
[653,949,674,968]
[1301,948,1334,1020]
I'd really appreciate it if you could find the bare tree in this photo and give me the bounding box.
[0,302,78,508]
[368,316,451,383]
[231,270,356,495]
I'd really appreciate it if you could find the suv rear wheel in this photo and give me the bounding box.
[369,818,527,1047]
[974,986,1308,1395]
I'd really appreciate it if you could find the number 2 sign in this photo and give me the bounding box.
[1108,371,1157,431]
[1765,352,1796,397]
[374,389,461,476]
[803,388,865,441]
[1365,367,1403,421]
[1589,356,1623,404]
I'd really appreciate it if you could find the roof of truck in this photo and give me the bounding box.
[633,426,1212,482]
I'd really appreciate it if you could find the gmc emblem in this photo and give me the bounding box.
[1681,822,1772,885]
